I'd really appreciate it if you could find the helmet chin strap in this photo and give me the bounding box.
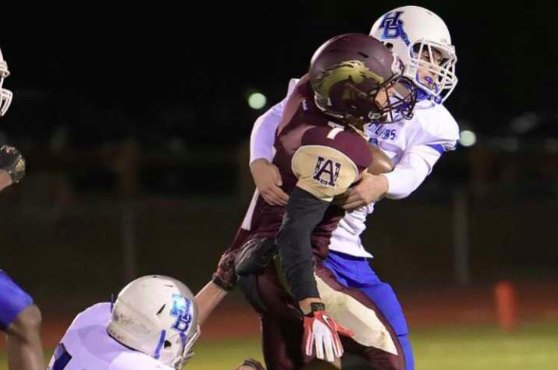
[416,87,431,101]
[416,88,442,104]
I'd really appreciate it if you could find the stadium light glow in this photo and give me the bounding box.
[248,92,266,110]
[459,130,477,147]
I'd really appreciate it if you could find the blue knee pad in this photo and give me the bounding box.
[0,270,34,330]
[324,251,415,370]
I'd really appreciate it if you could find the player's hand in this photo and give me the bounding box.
[0,170,13,191]
[340,172,388,210]
[250,159,289,206]
[235,358,266,370]
[0,145,25,184]
[212,248,238,291]
[303,304,353,362]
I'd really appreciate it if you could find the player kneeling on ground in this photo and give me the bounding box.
[47,275,263,370]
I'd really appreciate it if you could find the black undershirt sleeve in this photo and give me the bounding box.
[275,186,330,302]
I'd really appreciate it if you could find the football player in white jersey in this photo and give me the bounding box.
[201,6,460,370]
[0,46,43,370]
[47,275,263,370]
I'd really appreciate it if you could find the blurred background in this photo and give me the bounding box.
[1,1,557,369]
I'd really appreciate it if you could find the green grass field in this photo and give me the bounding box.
[1,321,556,370]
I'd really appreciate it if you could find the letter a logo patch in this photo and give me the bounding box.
[313,156,341,186]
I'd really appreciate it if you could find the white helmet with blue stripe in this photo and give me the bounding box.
[0,47,13,116]
[107,275,200,369]
[370,6,458,103]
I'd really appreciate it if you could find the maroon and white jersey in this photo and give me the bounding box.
[250,76,459,258]
[239,78,371,258]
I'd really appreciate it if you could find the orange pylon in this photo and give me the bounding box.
[494,280,519,332]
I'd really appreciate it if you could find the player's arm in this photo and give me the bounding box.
[250,99,287,165]
[249,77,303,165]
[0,145,25,192]
[342,143,445,208]
[383,111,459,200]
[249,100,289,206]
[195,280,228,327]
[196,246,247,329]
[382,144,443,199]
[200,237,276,326]
[276,186,329,307]
[202,231,261,324]
[250,77,308,206]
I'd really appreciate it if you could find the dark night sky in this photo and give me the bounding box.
[1,0,556,147]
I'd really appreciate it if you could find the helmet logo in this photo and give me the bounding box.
[170,294,193,333]
[379,11,411,46]
[315,60,384,101]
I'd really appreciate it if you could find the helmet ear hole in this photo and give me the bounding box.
[385,42,394,50]
[107,275,199,369]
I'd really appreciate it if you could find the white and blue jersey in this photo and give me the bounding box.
[331,98,459,258]
[47,303,173,370]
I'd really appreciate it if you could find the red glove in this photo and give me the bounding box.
[212,248,238,291]
[303,303,353,362]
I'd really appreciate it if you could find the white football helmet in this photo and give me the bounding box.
[107,275,200,370]
[370,6,457,103]
[0,47,13,117]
